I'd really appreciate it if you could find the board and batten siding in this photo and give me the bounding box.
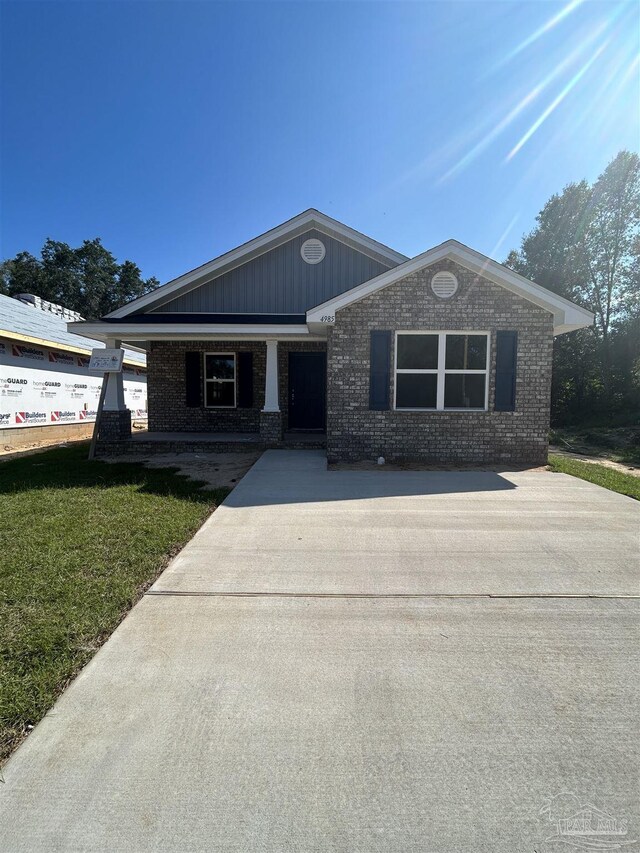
[151,230,393,315]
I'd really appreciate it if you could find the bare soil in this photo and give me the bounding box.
[0,437,91,462]
[549,446,640,478]
[102,450,262,491]
[0,421,147,460]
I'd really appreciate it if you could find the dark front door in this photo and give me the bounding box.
[288,352,326,431]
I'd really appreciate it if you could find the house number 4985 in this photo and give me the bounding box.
[320,315,335,323]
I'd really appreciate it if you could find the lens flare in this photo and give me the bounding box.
[492,0,585,70]
[438,26,607,183]
[475,214,521,279]
[619,53,640,89]
[507,42,609,160]
[489,215,520,261]
[383,0,637,200]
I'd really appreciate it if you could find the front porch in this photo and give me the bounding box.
[95,429,326,457]
[95,336,328,455]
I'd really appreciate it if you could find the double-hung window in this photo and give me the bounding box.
[204,353,236,408]
[395,332,489,410]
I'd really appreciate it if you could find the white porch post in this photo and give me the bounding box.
[262,339,280,412]
[103,338,126,411]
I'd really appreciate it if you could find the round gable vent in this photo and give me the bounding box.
[431,271,458,299]
[301,238,326,264]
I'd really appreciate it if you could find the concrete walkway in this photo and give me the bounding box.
[1,451,638,852]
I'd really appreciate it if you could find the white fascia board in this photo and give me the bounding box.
[68,321,315,342]
[307,239,594,336]
[107,209,408,319]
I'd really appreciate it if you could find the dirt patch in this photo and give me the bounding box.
[550,427,640,464]
[0,422,147,460]
[549,447,640,478]
[0,438,91,463]
[103,450,263,490]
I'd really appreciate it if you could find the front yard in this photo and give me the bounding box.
[0,444,227,764]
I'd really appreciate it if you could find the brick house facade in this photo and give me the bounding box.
[326,260,553,465]
[70,210,592,464]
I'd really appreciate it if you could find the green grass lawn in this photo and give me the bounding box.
[0,444,228,764]
[548,453,640,501]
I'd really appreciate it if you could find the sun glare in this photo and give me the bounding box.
[435,0,638,181]
[507,41,609,160]
[439,23,609,183]
[492,0,586,70]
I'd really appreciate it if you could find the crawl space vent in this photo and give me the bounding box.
[431,271,458,298]
[300,238,326,264]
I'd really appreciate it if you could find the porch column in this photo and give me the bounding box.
[103,338,126,411]
[262,339,280,412]
[260,339,282,446]
[98,337,131,443]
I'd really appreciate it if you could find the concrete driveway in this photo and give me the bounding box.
[1,450,638,852]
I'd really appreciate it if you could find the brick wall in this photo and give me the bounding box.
[148,341,265,432]
[98,409,131,441]
[147,339,327,433]
[326,259,554,465]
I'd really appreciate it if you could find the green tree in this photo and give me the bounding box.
[585,151,640,342]
[504,180,592,302]
[506,150,640,426]
[0,238,159,319]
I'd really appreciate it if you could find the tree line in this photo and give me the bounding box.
[0,238,159,320]
[506,150,639,428]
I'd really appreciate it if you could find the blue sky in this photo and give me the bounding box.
[1,0,638,284]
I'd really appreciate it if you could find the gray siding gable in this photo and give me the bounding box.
[152,230,393,314]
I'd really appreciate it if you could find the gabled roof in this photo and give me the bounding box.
[107,209,409,319]
[307,239,594,335]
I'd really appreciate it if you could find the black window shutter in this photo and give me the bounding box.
[495,331,518,411]
[185,351,202,407]
[369,330,391,410]
[237,351,254,408]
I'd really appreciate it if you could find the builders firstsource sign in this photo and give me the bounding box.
[0,337,147,428]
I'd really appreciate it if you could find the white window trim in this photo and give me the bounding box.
[204,351,237,409]
[394,331,490,412]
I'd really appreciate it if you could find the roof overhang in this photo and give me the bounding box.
[107,209,408,319]
[307,239,594,336]
[68,321,319,344]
